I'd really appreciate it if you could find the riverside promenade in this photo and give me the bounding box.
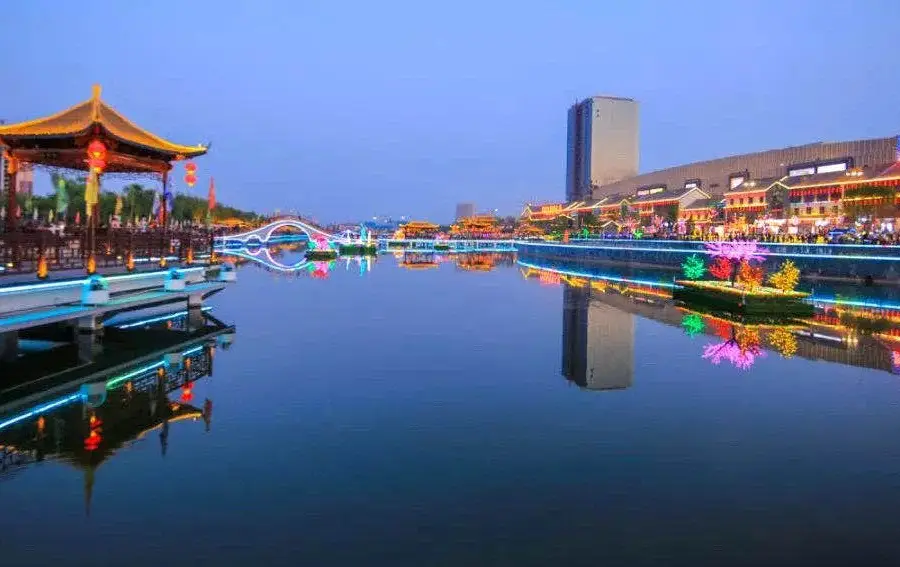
[515,239,900,283]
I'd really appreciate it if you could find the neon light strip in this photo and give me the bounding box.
[517,241,900,261]
[0,267,205,296]
[0,393,83,431]
[115,307,212,329]
[565,238,900,250]
[0,343,213,433]
[516,259,677,289]
[808,297,900,311]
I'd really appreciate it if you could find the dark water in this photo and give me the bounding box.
[5,251,900,566]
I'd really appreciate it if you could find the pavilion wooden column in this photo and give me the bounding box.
[161,170,169,228]
[5,154,17,232]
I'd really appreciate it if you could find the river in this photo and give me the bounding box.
[4,250,900,566]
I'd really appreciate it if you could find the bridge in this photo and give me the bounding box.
[214,217,518,253]
[218,246,373,276]
[215,216,340,247]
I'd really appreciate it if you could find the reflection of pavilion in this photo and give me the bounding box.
[0,312,231,514]
[562,287,635,391]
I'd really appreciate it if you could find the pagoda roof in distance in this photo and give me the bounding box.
[0,84,207,159]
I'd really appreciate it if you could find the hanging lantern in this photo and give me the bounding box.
[186,248,194,265]
[126,252,135,272]
[184,161,197,188]
[86,140,107,173]
[86,254,97,275]
[159,256,168,269]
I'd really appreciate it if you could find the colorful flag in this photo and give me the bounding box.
[114,194,123,217]
[85,172,99,219]
[55,176,69,214]
[208,177,216,210]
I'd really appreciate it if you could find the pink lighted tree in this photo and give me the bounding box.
[701,326,763,370]
[702,341,761,370]
[704,241,767,285]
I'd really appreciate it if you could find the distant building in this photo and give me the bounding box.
[566,96,640,202]
[592,136,900,200]
[455,202,476,220]
[562,287,634,391]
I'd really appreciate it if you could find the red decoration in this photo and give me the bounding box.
[181,383,194,402]
[709,257,732,280]
[86,140,107,173]
[184,161,197,187]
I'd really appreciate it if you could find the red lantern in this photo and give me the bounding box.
[86,140,107,173]
[184,161,197,188]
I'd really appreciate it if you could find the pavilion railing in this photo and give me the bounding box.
[0,228,214,276]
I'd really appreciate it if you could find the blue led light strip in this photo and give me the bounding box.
[516,259,677,289]
[516,241,900,262]
[115,307,212,329]
[0,343,211,432]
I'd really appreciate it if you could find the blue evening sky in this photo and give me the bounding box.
[5,0,898,223]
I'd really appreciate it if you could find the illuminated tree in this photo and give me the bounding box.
[681,254,706,280]
[705,240,767,285]
[702,326,763,370]
[768,260,800,293]
[768,327,797,358]
[709,256,732,280]
[681,313,705,337]
[736,261,764,290]
[704,240,767,263]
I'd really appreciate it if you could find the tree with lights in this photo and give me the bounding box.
[736,261,764,290]
[681,313,705,337]
[681,254,706,280]
[768,260,800,293]
[704,240,767,286]
[708,256,732,280]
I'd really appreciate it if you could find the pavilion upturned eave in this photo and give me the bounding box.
[0,84,207,162]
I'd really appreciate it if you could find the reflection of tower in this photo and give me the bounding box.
[562,287,635,390]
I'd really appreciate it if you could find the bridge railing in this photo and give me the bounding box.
[0,229,213,276]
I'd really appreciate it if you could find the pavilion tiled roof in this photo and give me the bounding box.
[0,85,207,158]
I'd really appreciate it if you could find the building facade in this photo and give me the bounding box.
[455,202,476,221]
[592,136,900,201]
[566,96,640,202]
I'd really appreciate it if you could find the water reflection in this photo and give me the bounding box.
[0,309,234,496]
[562,286,634,390]
[523,258,900,384]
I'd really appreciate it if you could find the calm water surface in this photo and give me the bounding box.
[5,251,900,566]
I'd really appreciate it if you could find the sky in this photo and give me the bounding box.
[4,0,899,223]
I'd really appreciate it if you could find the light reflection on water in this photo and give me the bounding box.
[4,251,900,566]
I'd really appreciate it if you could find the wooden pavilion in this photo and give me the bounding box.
[0,84,207,231]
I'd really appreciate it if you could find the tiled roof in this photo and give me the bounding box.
[0,85,207,158]
[783,163,899,189]
[681,197,715,210]
[630,186,706,204]
[725,176,785,195]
